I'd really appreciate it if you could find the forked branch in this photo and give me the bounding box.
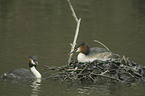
[67,0,81,64]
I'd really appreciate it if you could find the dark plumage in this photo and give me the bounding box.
[2,68,35,80]
[1,56,41,81]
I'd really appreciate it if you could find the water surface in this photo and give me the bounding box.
[0,0,145,96]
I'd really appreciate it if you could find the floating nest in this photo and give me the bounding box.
[46,57,145,84]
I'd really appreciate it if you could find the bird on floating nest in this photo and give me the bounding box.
[69,41,120,63]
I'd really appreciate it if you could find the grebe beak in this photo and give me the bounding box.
[68,49,77,55]
[68,41,85,55]
[35,61,39,65]
[68,45,81,55]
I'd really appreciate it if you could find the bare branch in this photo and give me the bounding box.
[68,18,81,64]
[67,0,79,22]
[67,0,81,64]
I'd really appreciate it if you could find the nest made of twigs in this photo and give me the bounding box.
[46,57,145,84]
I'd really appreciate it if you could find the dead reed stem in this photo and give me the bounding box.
[94,40,110,51]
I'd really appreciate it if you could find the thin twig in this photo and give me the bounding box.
[88,75,95,81]
[133,71,142,77]
[93,74,121,81]
[67,69,82,71]
[67,0,78,22]
[126,72,137,81]
[94,40,110,51]
[101,70,109,75]
[64,71,74,81]
[122,55,127,64]
[88,70,96,81]
[74,65,88,80]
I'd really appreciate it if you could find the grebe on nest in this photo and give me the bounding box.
[69,42,120,63]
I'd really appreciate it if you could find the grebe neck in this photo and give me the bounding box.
[30,66,42,79]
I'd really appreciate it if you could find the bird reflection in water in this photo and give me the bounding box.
[30,78,41,96]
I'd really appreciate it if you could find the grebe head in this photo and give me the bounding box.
[69,42,90,55]
[29,56,42,79]
[29,56,38,68]
[1,56,42,80]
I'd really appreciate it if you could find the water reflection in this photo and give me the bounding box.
[30,79,41,96]
[66,83,124,96]
[76,85,110,96]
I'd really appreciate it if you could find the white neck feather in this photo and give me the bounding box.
[30,66,42,79]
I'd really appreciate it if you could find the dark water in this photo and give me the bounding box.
[0,0,145,96]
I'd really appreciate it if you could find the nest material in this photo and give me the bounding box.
[49,57,145,84]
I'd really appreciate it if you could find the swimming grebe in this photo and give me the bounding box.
[1,56,42,80]
[69,42,120,63]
